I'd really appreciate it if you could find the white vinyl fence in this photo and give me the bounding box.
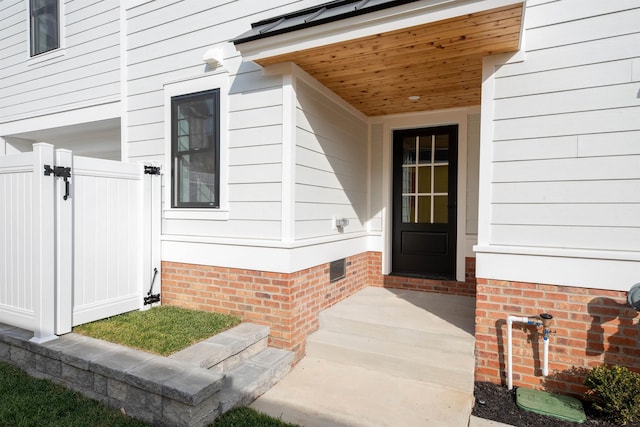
[0,143,161,342]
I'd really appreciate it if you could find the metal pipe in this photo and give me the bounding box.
[506,315,542,390]
[540,313,553,377]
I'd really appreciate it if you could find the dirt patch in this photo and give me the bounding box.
[473,381,640,427]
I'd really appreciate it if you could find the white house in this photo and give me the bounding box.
[1,0,639,393]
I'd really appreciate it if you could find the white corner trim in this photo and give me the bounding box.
[281,70,296,243]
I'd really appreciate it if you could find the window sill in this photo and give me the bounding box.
[28,48,66,66]
[164,209,229,221]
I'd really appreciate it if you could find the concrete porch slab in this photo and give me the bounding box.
[252,286,477,427]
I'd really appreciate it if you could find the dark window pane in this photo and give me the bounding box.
[433,196,448,223]
[434,134,449,163]
[31,0,59,56]
[434,165,448,193]
[417,166,431,194]
[176,154,217,206]
[172,89,220,208]
[402,166,415,194]
[402,138,416,165]
[417,196,431,223]
[402,196,415,223]
[418,136,432,164]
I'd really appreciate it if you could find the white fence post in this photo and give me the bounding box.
[55,149,73,334]
[30,143,57,343]
[141,165,162,309]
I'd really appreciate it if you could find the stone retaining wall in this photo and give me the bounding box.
[0,325,223,427]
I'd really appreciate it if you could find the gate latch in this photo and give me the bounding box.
[44,165,71,200]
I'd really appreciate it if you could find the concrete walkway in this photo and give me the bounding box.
[252,287,496,427]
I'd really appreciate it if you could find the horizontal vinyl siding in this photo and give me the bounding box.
[0,0,120,121]
[294,80,368,240]
[489,1,640,254]
[126,1,311,241]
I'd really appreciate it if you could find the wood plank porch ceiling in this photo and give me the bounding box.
[256,4,523,117]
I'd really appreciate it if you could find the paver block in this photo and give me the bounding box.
[125,357,192,394]
[58,338,123,370]
[161,368,223,405]
[62,363,94,389]
[91,347,157,381]
[10,346,34,368]
[163,393,220,427]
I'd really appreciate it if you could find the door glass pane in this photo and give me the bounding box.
[402,196,415,223]
[417,196,431,223]
[433,165,448,193]
[417,166,431,193]
[434,134,449,163]
[402,138,416,165]
[402,166,415,193]
[433,196,448,223]
[418,136,432,164]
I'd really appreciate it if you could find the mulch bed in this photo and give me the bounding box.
[473,381,640,427]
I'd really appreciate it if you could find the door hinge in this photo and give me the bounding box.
[144,165,161,175]
[44,165,71,200]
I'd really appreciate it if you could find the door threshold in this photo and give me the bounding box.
[389,272,455,281]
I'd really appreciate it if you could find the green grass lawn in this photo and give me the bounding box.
[73,306,241,356]
[214,407,300,427]
[0,361,298,426]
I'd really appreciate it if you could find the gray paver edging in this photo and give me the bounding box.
[0,324,224,427]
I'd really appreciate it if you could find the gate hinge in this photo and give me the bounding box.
[144,165,161,175]
[43,165,72,200]
[144,267,160,306]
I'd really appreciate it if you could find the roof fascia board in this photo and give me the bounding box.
[235,0,524,62]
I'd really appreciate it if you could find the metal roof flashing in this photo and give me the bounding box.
[232,0,422,44]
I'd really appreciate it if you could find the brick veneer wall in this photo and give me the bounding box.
[162,252,376,363]
[475,278,640,396]
[162,252,477,363]
[378,256,476,297]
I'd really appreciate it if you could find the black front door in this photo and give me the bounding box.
[392,125,458,278]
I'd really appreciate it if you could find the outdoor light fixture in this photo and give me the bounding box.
[627,283,640,310]
[203,47,224,67]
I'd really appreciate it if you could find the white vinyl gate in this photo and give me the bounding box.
[0,143,161,343]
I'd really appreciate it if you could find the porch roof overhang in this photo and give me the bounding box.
[233,0,524,116]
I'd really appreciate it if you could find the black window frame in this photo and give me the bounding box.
[171,89,221,209]
[30,0,59,56]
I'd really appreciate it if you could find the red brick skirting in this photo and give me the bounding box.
[475,278,640,396]
[377,255,476,297]
[162,252,477,362]
[162,252,376,363]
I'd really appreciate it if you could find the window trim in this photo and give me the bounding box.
[29,0,60,57]
[171,89,221,209]
[163,71,229,219]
